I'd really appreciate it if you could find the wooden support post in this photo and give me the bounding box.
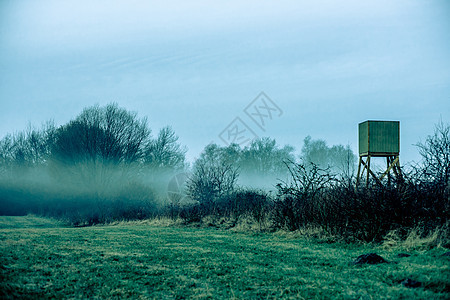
[356,154,401,188]
[380,156,400,180]
[356,156,362,186]
[387,157,391,186]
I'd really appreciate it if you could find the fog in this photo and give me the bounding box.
[0,103,361,222]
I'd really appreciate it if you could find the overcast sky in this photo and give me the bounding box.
[1,0,449,164]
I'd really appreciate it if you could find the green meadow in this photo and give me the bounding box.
[1,216,449,299]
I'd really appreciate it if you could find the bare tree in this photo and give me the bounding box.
[416,120,450,191]
[281,159,336,200]
[0,121,55,170]
[145,126,186,170]
[240,137,295,175]
[300,136,357,180]
[52,103,150,166]
[187,160,239,206]
[50,103,152,190]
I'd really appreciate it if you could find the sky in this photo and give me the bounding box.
[1,0,449,164]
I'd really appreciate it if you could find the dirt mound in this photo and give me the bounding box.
[397,253,411,258]
[353,253,388,265]
[401,278,422,288]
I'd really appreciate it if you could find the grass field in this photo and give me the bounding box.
[1,216,449,299]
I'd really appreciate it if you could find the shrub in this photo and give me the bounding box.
[272,160,335,231]
[178,204,203,224]
[217,189,271,223]
[186,160,238,208]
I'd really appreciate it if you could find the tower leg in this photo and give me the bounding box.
[387,156,391,186]
[356,156,363,186]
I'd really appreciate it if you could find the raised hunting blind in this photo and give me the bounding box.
[356,120,402,186]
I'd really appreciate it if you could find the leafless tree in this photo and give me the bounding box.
[52,103,150,166]
[145,126,186,170]
[187,160,239,206]
[416,120,450,191]
[0,121,55,171]
[300,136,357,180]
[240,137,295,176]
[50,103,151,190]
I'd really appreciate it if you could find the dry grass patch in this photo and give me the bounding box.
[382,223,450,251]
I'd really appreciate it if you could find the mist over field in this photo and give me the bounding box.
[0,102,352,218]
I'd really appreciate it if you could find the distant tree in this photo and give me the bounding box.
[240,138,295,176]
[190,139,295,191]
[193,143,242,171]
[0,135,12,170]
[300,136,357,179]
[145,126,186,171]
[31,121,57,163]
[218,143,242,167]
[301,136,329,168]
[0,121,56,171]
[329,144,357,180]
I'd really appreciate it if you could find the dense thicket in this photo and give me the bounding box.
[176,122,449,242]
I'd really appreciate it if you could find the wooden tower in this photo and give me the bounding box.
[356,120,402,187]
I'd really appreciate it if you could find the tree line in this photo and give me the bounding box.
[0,103,448,242]
[0,104,186,172]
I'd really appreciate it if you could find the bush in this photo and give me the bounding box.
[272,160,335,231]
[186,160,238,208]
[217,189,271,222]
[178,204,203,224]
[272,167,449,242]
[175,188,272,229]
